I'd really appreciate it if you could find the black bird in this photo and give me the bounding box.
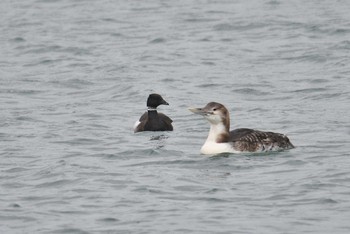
[134,94,173,133]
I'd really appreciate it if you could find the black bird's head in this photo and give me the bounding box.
[147,94,169,108]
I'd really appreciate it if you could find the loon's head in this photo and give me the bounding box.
[147,94,169,108]
[189,102,230,131]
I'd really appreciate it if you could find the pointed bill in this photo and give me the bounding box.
[188,107,207,115]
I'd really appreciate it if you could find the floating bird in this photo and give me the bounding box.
[189,102,294,154]
[134,94,173,133]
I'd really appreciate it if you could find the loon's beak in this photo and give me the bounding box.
[188,107,212,116]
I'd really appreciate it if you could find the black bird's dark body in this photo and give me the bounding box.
[134,94,173,133]
[135,111,173,132]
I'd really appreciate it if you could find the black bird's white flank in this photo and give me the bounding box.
[134,94,173,133]
[189,102,294,155]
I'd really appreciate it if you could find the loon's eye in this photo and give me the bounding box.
[213,108,217,111]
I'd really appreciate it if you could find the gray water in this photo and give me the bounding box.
[1,0,350,233]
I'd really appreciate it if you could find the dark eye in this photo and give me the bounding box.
[213,108,217,111]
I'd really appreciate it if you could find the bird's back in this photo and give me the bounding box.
[134,112,173,132]
[229,128,294,152]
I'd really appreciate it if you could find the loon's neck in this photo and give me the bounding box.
[206,122,230,143]
[201,122,234,155]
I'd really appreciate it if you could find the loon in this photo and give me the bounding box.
[134,94,173,133]
[189,102,294,155]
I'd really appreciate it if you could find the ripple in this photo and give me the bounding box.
[149,38,166,44]
[233,88,272,96]
[51,228,90,234]
[52,138,103,146]
[97,217,119,222]
[291,87,328,93]
[35,179,77,188]
[213,22,267,31]
[8,203,21,208]
[11,37,26,42]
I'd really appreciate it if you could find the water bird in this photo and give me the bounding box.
[134,94,173,133]
[189,102,294,155]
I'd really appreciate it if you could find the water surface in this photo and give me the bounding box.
[1,0,350,233]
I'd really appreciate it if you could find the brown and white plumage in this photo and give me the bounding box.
[189,102,294,155]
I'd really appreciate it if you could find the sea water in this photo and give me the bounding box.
[1,0,350,233]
